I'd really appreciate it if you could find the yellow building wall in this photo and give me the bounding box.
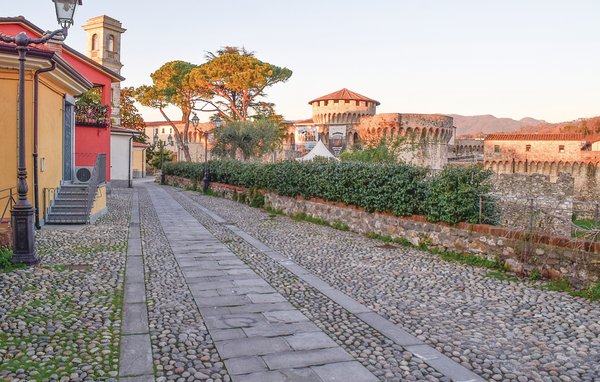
[90,184,107,216]
[0,72,20,197]
[0,69,69,221]
[132,147,146,177]
[37,80,65,216]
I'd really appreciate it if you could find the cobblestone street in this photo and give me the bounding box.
[1,181,599,382]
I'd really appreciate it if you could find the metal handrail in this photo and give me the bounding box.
[0,187,16,223]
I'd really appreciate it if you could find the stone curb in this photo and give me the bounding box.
[119,192,154,380]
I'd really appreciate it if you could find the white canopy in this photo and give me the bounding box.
[296,140,339,161]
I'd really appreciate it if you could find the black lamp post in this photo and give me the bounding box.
[202,115,222,192]
[190,113,200,162]
[154,130,173,185]
[0,0,81,265]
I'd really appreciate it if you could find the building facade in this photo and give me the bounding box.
[0,19,93,225]
[284,88,456,169]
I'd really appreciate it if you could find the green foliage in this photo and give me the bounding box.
[544,278,573,293]
[148,145,175,169]
[486,270,518,282]
[331,221,350,231]
[290,212,331,227]
[212,119,284,160]
[422,166,497,225]
[528,269,542,281]
[366,233,414,247]
[164,160,495,225]
[436,250,505,270]
[0,247,24,273]
[120,86,146,134]
[542,278,600,301]
[76,86,102,105]
[188,46,292,121]
[340,137,413,163]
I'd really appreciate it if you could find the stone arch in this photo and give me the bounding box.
[557,161,565,175]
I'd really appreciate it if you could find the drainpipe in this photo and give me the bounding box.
[128,135,134,188]
[33,61,57,229]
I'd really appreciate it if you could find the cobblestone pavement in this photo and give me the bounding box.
[157,184,478,382]
[0,188,132,382]
[144,185,381,382]
[175,187,600,382]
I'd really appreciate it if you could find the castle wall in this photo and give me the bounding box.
[484,139,600,200]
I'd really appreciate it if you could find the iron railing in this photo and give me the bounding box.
[75,104,109,128]
[0,187,16,224]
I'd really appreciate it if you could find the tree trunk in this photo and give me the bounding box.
[158,108,192,161]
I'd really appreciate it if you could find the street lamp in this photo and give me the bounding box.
[0,0,81,265]
[202,115,222,192]
[154,130,173,185]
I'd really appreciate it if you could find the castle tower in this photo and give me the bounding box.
[82,15,126,125]
[309,88,379,125]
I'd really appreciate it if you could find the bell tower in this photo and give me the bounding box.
[82,15,126,125]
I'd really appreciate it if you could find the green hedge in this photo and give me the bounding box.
[164,160,495,224]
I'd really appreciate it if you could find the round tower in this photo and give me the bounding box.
[309,88,378,125]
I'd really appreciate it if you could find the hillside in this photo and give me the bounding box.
[518,116,600,135]
[450,114,546,138]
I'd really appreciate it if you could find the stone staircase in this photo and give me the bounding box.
[45,184,91,224]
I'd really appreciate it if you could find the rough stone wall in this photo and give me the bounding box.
[489,173,574,237]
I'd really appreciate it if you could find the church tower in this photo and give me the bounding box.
[82,15,126,125]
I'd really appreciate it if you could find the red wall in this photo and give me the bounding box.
[0,21,114,181]
[61,51,113,182]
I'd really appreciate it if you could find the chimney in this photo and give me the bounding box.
[45,39,63,56]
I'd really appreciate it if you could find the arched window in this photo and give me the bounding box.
[108,35,115,52]
[91,34,98,50]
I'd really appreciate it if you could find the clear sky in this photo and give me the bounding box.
[4,0,599,123]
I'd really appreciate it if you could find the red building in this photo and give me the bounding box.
[0,17,124,185]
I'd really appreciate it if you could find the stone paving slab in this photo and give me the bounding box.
[147,186,378,382]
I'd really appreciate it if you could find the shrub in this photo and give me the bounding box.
[164,160,495,225]
[422,166,496,225]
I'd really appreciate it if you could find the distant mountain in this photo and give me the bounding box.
[450,114,546,138]
[518,116,600,135]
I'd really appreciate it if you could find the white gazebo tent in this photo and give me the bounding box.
[296,140,339,161]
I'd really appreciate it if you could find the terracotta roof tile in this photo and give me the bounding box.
[485,133,585,141]
[309,88,380,106]
[133,142,148,147]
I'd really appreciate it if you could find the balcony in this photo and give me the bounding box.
[75,104,110,128]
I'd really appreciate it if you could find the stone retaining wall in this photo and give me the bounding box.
[164,175,600,287]
[489,173,574,237]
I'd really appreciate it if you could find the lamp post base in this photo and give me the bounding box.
[10,205,38,265]
[202,176,209,193]
[160,173,166,185]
